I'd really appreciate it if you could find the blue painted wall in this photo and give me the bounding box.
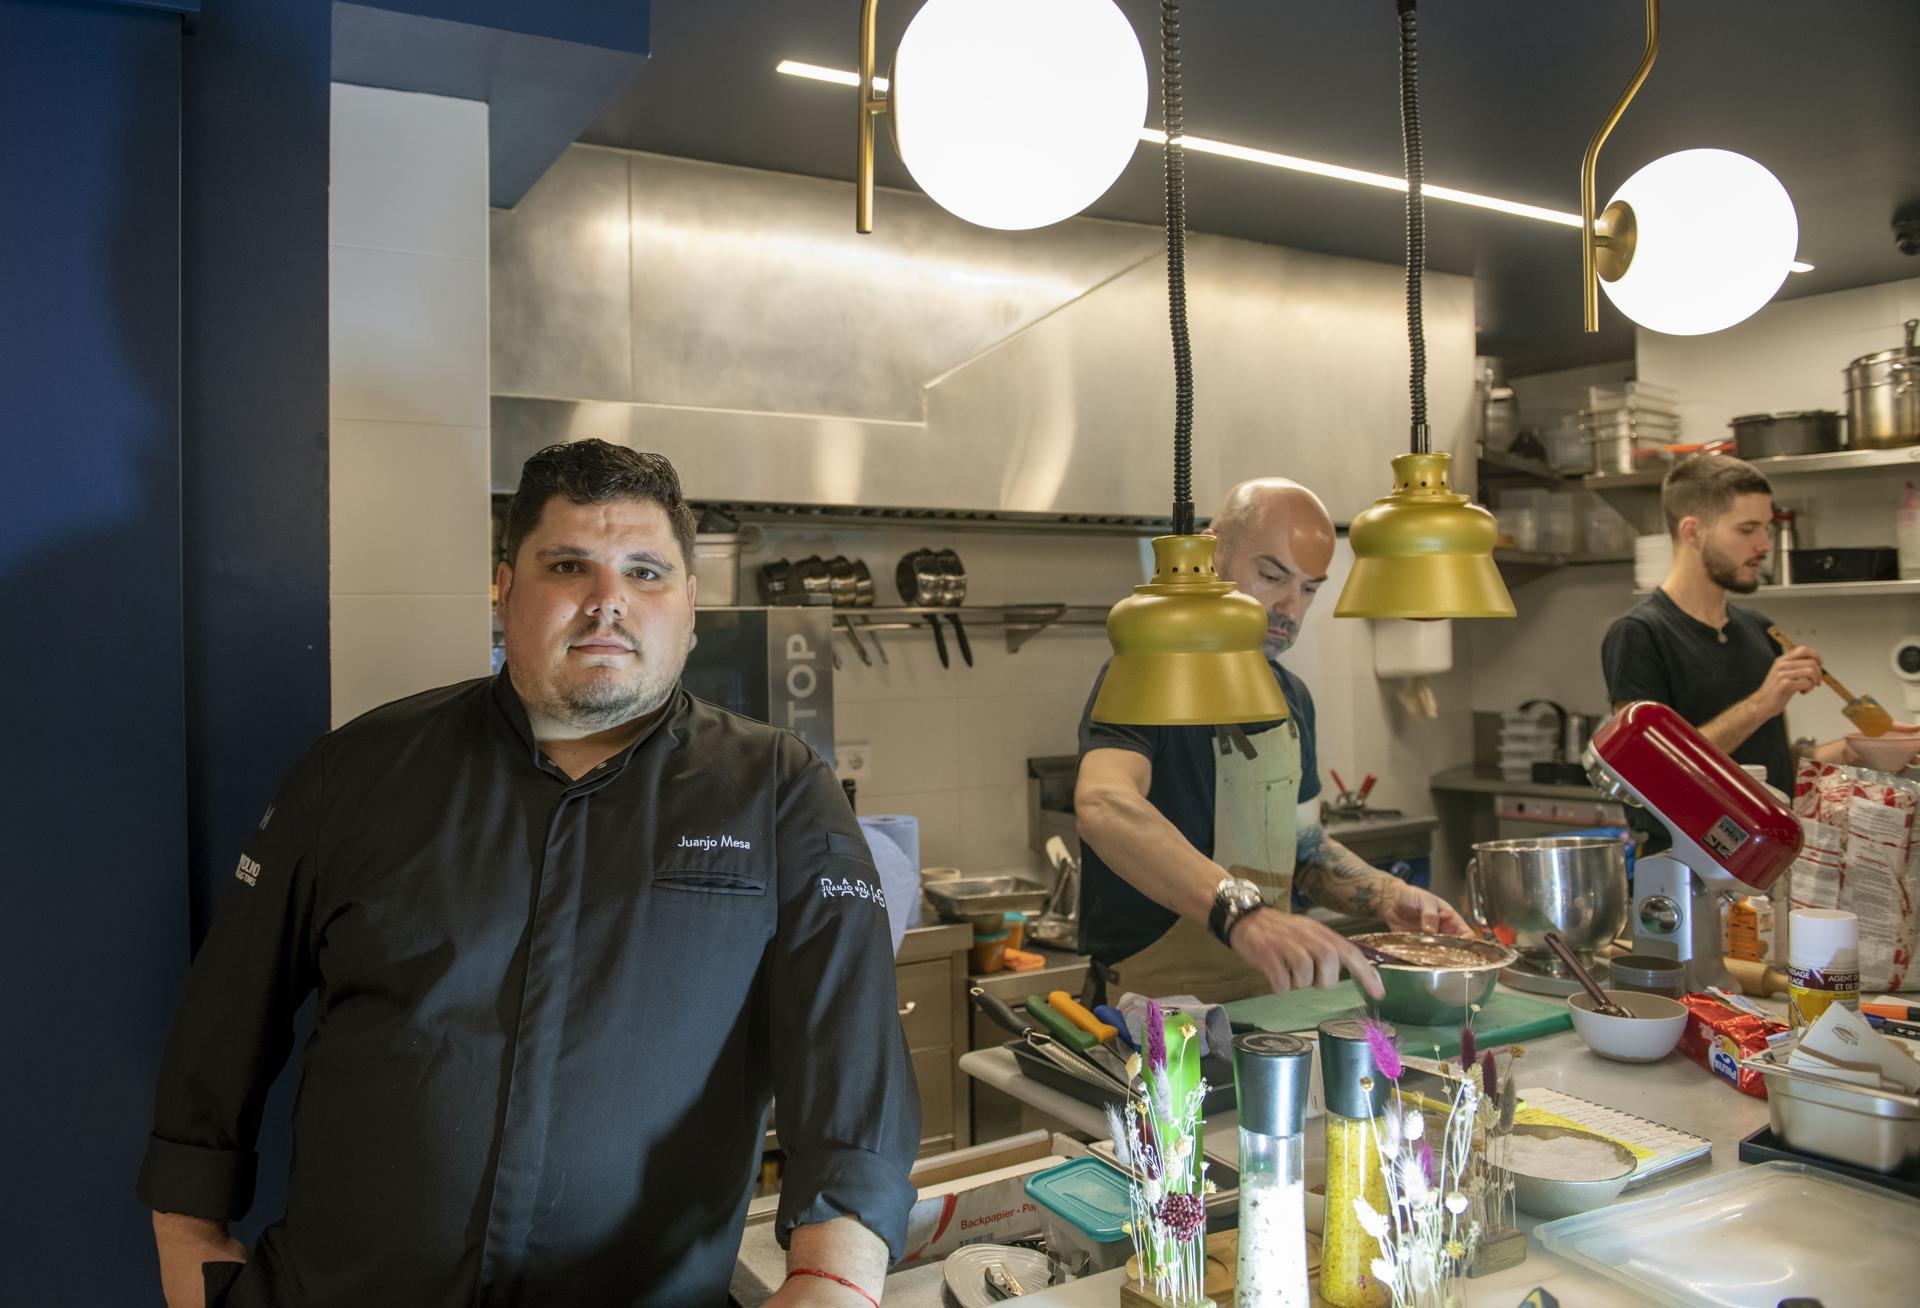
[0,1,648,1299]
[0,3,188,1302]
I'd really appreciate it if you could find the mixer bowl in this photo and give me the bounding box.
[1467,836,1629,963]
[1353,933,1517,1027]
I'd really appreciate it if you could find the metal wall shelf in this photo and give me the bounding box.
[1494,548,1633,586]
[831,604,1110,653]
[1587,444,1920,534]
[1588,444,1920,491]
[699,602,1112,658]
[1633,579,1920,601]
[689,499,1187,537]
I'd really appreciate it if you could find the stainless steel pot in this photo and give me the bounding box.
[1465,836,1629,965]
[1845,318,1920,450]
[1729,410,1843,459]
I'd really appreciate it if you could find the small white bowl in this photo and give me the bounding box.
[1847,732,1920,774]
[1567,989,1688,1062]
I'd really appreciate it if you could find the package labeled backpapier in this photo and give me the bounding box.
[1791,759,1919,991]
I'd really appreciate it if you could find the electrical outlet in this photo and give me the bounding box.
[836,740,872,786]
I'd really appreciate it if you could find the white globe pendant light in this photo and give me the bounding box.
[1598,148,1797,336]
[857,0,1147,233]
[1580,0,1800,337]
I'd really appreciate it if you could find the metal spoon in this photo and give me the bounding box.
[1544,931,1632,1018]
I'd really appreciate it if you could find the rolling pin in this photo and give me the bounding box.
[1609,940,1790,998]
[1725,956,1791,999]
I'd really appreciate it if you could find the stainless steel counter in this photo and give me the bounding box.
[1430,763,1603,801]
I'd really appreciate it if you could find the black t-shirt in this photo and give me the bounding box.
[1601,587,1793,793]
[1074,660,1320,965]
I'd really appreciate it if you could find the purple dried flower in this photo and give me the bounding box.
[1481,1050,1499,1099]
[1459,1024,1478,1071]
[1418,1136,1437,1186]
[1156,1191,1207,1242]
[1145,1000,1167,1075]
[1363,1017,1403,1083]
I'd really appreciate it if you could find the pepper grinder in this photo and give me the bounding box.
[1232,1033,1313,1308]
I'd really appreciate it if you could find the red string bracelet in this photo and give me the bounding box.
[785,1267,881,1308]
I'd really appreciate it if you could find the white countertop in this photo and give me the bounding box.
[962,992,1779,1307]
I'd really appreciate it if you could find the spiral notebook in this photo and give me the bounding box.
[1513,1087,1713,1186]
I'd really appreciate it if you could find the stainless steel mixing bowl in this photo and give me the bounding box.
[1466,836,1629,965]
[1352,932,1517,1027]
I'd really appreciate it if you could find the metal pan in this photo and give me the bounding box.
[894,549,949,666]
[932,547,972,666]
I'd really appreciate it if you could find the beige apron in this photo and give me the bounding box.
[1108,721,1304,1003]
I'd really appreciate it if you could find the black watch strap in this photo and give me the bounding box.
[1208,881,1264,946]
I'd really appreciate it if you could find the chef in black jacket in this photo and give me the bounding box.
[1602,454,1914,807]
[139,440,918,1308]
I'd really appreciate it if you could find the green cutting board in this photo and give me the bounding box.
[1223,982,1571,1061]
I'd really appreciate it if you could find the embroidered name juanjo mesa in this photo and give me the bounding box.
[677,834,753,851]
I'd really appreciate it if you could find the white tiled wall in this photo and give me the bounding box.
[1637,277,1920,441]
[760,526,1478,880]
[328,85,493,726]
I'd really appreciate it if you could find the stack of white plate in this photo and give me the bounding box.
[1499,708,1559,782]
[1634,534,1673,590]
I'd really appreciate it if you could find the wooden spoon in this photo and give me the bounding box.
[1544,931,1633,1018]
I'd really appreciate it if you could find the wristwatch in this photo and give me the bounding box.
[1208,875,1267,946]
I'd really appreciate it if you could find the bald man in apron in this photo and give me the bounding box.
[1074,479,1473,1004]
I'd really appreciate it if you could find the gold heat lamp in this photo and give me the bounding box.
[1334,0,1513,622]
[1091,2,1288,726]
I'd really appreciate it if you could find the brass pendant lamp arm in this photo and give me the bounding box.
[856,0,888,234]
[1581,0,1660,332]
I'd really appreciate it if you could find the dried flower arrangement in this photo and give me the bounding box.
[1352,1010,1524,1307]
[1103,1001,1214,1307]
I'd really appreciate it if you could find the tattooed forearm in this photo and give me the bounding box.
[1294,830,1404,920]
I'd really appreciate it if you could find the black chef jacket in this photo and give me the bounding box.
[137,673,920,1308]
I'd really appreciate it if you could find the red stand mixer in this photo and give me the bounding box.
[1585,702,1804,993]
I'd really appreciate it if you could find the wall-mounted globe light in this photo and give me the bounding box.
[858,0,1147,233]
[1595,148,1798,336]
[1581,0,1799,336]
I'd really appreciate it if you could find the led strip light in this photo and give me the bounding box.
[774,59,1811,272]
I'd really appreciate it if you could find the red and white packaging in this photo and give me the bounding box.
[896,1157,1060,1268]
[1791,759,1919,991]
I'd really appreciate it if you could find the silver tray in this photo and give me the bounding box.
[1739,1046,1920,1175]
[923,875,1052,919]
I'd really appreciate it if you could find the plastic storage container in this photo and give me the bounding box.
[1024,1156,1135,1283]
[1536,1161,1920,1306]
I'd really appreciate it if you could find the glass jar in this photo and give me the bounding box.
[1232,1033,1311,1308]
[1318,1018,1392,1308]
